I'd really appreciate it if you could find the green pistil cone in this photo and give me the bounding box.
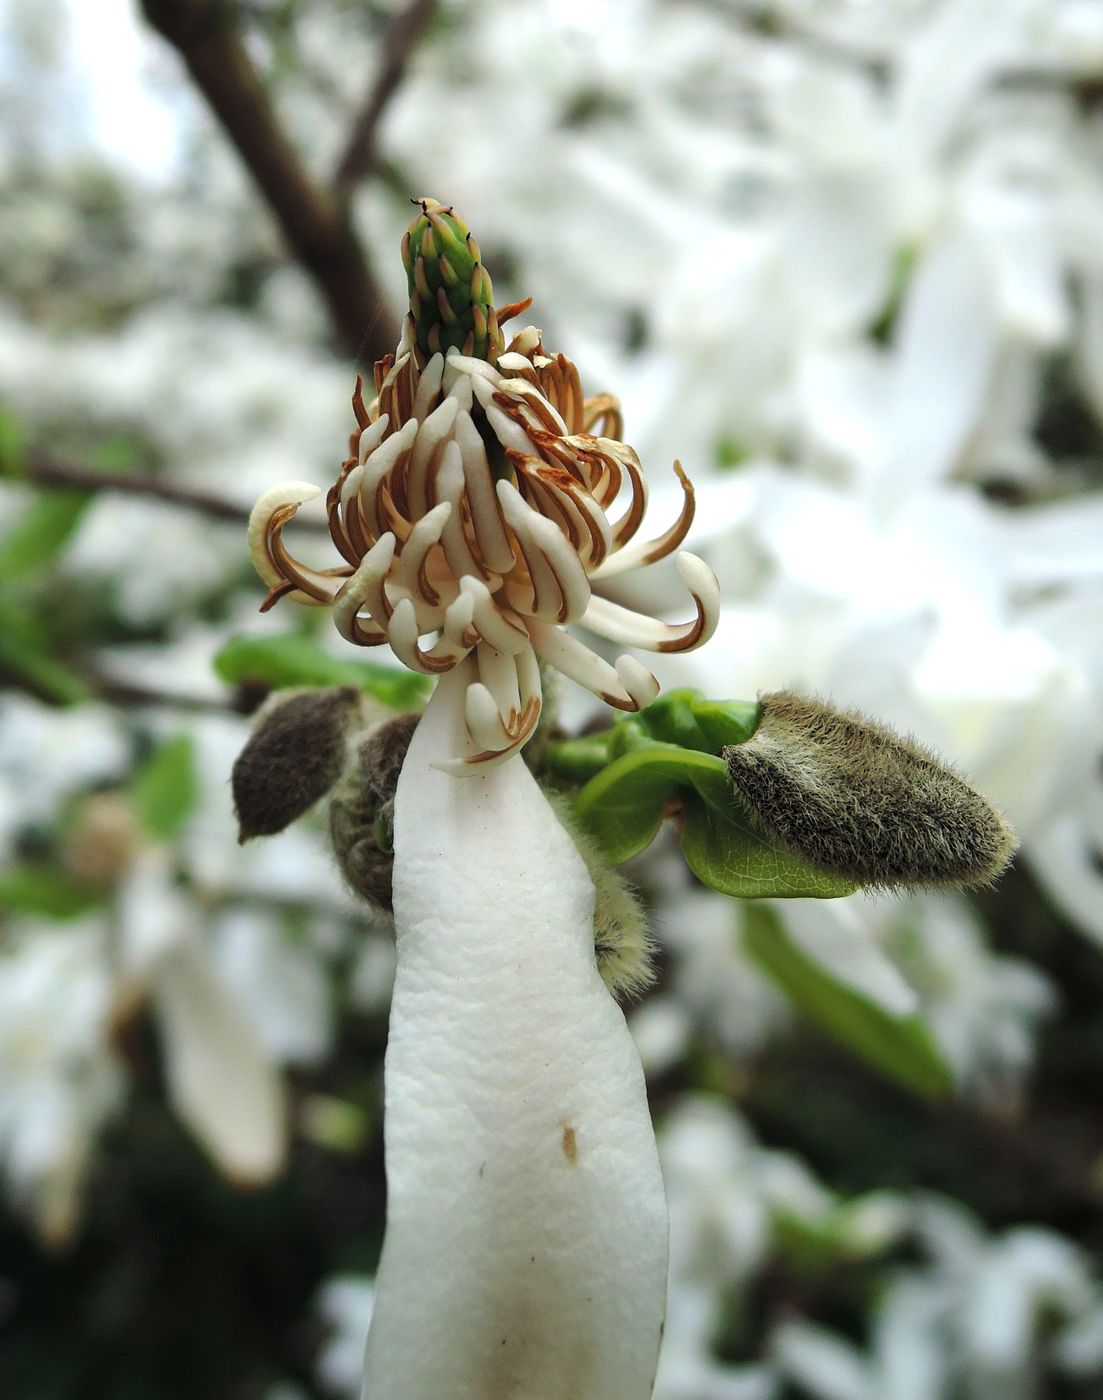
[402,198,503,366]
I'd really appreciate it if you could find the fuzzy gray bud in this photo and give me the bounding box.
[232,686,364,843]
[723,691,1017,890]
[329,713,420,911]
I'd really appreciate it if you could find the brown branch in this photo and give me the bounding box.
[139,0,397,363]
[25,448,330,531]
[28,448,253,525]
[86,672,245,715]
[334,0,438,191]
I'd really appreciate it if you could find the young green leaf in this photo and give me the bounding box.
[0,492,91,582]
[742,907,952,1098]
[622,688,760,754]
[0,605,90,706]
[574,741,856,899]
[214,633,430,710]
[132,735,199,842]
[0,864,105,919]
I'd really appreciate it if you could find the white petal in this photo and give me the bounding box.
[877,236,999,500]
[152,936,286,1184]
[363,666,668,1397]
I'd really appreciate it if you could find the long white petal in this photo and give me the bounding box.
[363,666,668,1398]
[152,936,286,1185]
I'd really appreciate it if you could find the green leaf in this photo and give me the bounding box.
[0,408,26,477]
[0,605,89,705]
[613,688,760,755]
[87,434,140,472]
[773,1192,906,1275]
[543,733,612,783]
[214,633,430,710]
[0,864,104,919]
[574,740,855,898]
[132,735,198,841]
[742,907,952,1098]
[681,786,855,899]
[0,492,91,581]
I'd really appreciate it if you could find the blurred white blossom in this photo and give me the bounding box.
[3,1,1103,1391]
[0,921,123,1244]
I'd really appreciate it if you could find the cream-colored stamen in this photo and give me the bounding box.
[250,332,719,768]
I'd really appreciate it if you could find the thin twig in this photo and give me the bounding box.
[28,449,252,525]
[334,0,438,191]
[24,449,330,531]
[139,0,398,363]
[87,672,245,715]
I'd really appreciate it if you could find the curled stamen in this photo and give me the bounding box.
[590,462,695,579]
[358,415,390,465]
[334,533,397,640]
[437,442,489,582]
[254,285,716,771]
[458,576,530,655]
[436,651,543,774]
[526,618,654,712]
[456,411,515,573]
[360,418,419,535]
[582,553,719,653]
[441,590,479,650]
[388,597,470,675]
[397,501,452,607]
[248,483,322,592]
[476,642,522,720]
[582,393,623,440]
[498,481,570,621]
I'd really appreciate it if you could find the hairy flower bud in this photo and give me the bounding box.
[232,686,364,842]
[329,712,420,911]
[723,691,1017,889]
[549,792,654,1001]
[401,197,504,367]
[62,791,143,885]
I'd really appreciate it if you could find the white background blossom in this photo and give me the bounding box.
[2,0,1103,1394]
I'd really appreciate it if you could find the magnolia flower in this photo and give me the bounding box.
[248,199,720,1397]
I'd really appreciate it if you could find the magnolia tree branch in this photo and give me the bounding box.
[334,0,438,191]
[25,448,330,530]
[86,671,246,714]
[139,0,398,362]
[28,449,253,525]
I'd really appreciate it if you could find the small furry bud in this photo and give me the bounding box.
[549,793,655,1001]
[232,687,363,843]
[723,692,1017,890]
[591,870,655,1002]
[330,713,420,912]
[62,792,142,884]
